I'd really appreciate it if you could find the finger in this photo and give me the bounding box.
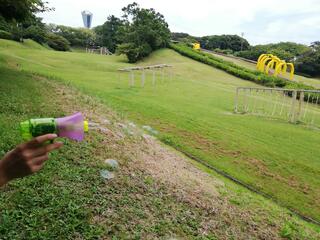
[31,164,44,173]
[26,141,63,158]
[27,147,47,158]
[45,141,63,153]
[31,154,49,166]
[26,134,58,148]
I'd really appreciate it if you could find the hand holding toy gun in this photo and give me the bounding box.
[20,112,89,141]
[0,113,89,187]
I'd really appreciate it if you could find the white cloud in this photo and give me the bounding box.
[38,0,320,45]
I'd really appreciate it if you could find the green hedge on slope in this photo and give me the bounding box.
[169,43,316,91]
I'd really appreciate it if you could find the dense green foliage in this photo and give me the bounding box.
[295,42,320,77]
[0,0,50,22]
[116,2,170,62]
[24,24,47,43]
[171,32,198,43]
[200,35,250,52]
[171,32,250,53]
[237,42,310,62]
[94,15,123,53]
[170,43,315,91]
[46,33,70,51]
[47,24,97,47]
[0,30,11,40]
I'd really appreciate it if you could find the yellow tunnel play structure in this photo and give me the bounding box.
[193,43,200,50]
[256,54,295,80]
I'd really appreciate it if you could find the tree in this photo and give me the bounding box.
[0,0,51,43]
[22,16,47,43]
[237,42,310,62]
[94,15,123,53]
[170,32,199,44]
[295,42,320,77]
[0,0,51,22]
[47,24,97,47]
[199,35,250,52]
[116,2,170,63]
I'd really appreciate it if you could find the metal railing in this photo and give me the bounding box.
[234,87,320,128]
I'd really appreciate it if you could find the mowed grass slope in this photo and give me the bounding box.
[0,39,319,222]
[1,49,320,239]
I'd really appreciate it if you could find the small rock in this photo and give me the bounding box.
[104,159,119,170]
[89,122,99,127]
[98,127,112,134]
[128,122,136,128]
[142,125,158,135]
[100,170,115,180]
[102,119,111,125]
[117,122,126,128]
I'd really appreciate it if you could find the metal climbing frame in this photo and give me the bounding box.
[118,64,173,87]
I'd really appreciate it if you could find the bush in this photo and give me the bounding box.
[237,42,310,62]
[200,35,250,52]
[170,43,315,91]
[0,30,12,40]
[24,25,46,43]
[117,42,152,63]
[46,33,70,51]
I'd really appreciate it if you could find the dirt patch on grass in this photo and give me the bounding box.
[243,157,313,195]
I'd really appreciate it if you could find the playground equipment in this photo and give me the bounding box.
[234,87,320,127]
[86,47,112,55]
[20,112,89,141]
[257,54,295,80]
[193,43,200,50]
[118,64,173,87]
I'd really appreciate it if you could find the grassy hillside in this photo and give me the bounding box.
[0,39,319,223]
[0,43,320,239]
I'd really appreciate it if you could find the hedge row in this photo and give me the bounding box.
[169,43,316,91]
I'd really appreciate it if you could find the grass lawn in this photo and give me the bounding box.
[0,39,319,223]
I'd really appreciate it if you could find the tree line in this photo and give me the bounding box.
[0,0,319,76]
[0,1,171,63]
[172,32,320,78]
[236,42,320,77]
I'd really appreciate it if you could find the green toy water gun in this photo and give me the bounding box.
[20,112,88,141]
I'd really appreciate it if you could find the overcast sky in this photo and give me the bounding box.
[38,0,320,45]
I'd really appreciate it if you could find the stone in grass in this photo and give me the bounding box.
[142,125,158,135]
[100,170,115,180]
[128,122,136,128]
[104,159,119,171]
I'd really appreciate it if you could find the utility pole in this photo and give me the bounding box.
[240,32,244,51]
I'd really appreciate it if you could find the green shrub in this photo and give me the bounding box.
[0,30,12,40]
[46,33,70,51]
[169,43,316,92]
[117,42,152,63]
[24,25,46,43]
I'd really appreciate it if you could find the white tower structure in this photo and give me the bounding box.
[81,10,93,28]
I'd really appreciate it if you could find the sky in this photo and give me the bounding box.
[38,0,320,45]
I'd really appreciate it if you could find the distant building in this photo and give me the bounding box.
[81,10,93,28]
